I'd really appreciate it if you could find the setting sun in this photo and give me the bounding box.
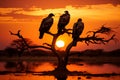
[56,40,65,48]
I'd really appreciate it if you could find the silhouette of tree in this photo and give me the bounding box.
[9,13,116,75]
[12,38,33,57]
[6,38,33,57]
[5,47,18,57]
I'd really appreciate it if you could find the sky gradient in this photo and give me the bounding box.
[0,0,120,51]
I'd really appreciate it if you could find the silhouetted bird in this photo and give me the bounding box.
[39,13,54,39]
[57,11,70,34]
[72,18,84,46]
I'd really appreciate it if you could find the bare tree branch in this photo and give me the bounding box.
[79,34,115,45]
[63,28,72,35]
[43,43,52,47]
[9,30,29,47]
[46,28,72,37]
[46,32,55,36]
[9,30,52,50]
[87,25,114,36]
[64,26,116,64]
[28,45,52,50]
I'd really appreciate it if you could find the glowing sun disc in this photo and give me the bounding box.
[56,40,65,48]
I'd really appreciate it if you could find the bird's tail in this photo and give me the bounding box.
[39,32,44,39]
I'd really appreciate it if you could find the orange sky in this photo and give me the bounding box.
[0,0,120,51]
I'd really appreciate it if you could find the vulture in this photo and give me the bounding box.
[72,18,84,46]
[57,11,70,34]
[39,13,54,39]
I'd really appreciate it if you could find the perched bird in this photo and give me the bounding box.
[72,18,84,46]
[39,13,54,39]
[57,11,70,34]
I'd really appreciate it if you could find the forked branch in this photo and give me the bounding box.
[80,26,116,45]
[64,26,116,64]
[78,34,115,45]
[9,30,52,50]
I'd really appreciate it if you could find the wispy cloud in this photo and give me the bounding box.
[0,0,119,8]
[0,8,22,15]
[0,4,120,22]
[10,4,120,17]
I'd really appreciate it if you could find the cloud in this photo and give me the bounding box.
[0,16,13,21]
[0,0,119,9]
[11,4,120,18]
[0,8,22,15]
[0,4,120,23]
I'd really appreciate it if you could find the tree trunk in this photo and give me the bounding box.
[54,42,73,73]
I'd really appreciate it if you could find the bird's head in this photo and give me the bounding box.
[49,13,55,17]
[64,10,69,14]
[78,18,82,22]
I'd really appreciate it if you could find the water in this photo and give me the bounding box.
[0,61,120,80]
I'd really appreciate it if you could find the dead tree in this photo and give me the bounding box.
[10,24,115,73]
[9,38,33,57]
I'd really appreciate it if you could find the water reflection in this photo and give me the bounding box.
[0,61,120,80]
[34,62,55,72]
[54,73,67,80]
[67,63,120,74]
[3,61,120,74]
[5,61,28,72]
[0,75,120,80]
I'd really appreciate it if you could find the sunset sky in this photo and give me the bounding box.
[0,0,120,51]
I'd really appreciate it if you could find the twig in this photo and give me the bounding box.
[43,43,52,47]
[77,34,115,45]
